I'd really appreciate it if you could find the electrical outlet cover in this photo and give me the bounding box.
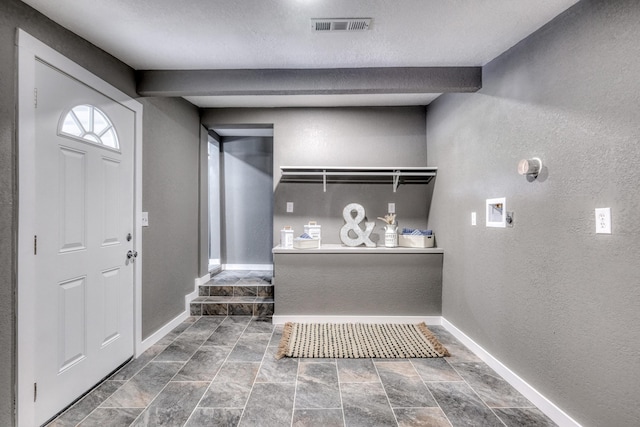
[595,207,611,234]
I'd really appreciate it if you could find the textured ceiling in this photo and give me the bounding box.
[20,0,579,107]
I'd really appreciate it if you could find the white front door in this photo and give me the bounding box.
[33,59,135,425]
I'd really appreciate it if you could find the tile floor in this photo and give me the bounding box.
[47,315,557,426]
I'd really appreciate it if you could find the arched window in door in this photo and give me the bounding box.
[59,104,119,150]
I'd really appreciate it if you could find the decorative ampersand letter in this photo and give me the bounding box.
[340,203,376,247]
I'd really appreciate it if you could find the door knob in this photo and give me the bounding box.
[126,250,138,261]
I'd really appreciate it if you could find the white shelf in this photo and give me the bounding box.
[279,166,437,192]
[272,244,443,254]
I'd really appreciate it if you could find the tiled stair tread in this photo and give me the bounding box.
[190,300,274,317]
[193,296,274,303]
[204,279,271,286]
[194,270,274,317]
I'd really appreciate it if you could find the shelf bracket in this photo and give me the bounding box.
[393,171,400,192]
[323,169,327,192]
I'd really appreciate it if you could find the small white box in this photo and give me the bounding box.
[293,237,320,249]
[398,234,435,248]
[280,227,294,248]
[304,221,322,244]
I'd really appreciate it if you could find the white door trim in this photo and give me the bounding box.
[16,29,143,427]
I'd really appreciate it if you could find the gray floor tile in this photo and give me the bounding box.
[131,381,208,426]
[206,323,246,346]
[411,358,463,382]
[48,381,125,427]
[156,322,191,346]
[154,335,203,362]
[78,408,143,427]
[227,333,271,362]
[110,345,165,381]
[240,383,296,427]
[173,346,231,381]
[293,408,345,427]
[47,282,559,427]
[268,326,284,347]
[337,359,379,383]
[199,362,260,408]
[376,361,438,408]
[341,382,397,427]
[185,408,243,427]
[427,326,481,362]
[101,362,183,408]
[449,361,533,408]
[494,407,557,427]
[244,318,275,334]
[428,381,504,427]
[256,354,299,383]
[295,362,341,409]
[180,317,224,341]
[394,407,452,427]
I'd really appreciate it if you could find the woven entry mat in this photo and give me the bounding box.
[275,322,449,359]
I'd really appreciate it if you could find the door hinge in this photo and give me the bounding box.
[34,382,37,402]
[34,88,38,108]
[34,235,37,255]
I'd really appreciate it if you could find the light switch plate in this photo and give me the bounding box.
[388,203,396,214]
[141,212,149,227]
[286,202,294,213]
[471,212,476,226]
[595,207,611,234]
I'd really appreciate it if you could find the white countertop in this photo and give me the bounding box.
[272,243,443,254]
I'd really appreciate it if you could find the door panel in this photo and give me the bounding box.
[57,276,87,372]
[34,59,135,425]
[58,147,87,253]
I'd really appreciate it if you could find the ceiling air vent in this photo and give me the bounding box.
[311,18,372,32]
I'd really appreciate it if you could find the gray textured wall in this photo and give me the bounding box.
[222,136,273,265]
[426,0,640,425]
[1,1,202,422]
[140,97,201,338]
[202,107,431,246]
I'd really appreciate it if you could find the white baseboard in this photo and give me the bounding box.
[138,310,189,355]
[441,318,581,427]
[137,274,208,355]
[223,264,273,271]
[272,315,442,325]
[195,273,211,287]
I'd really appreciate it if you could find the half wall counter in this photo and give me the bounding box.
[272,244,444,323]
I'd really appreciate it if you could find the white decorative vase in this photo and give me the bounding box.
[384,224,398,248]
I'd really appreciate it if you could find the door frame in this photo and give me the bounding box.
[16,29,143,426]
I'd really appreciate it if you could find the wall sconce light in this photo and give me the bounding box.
[518,157,542,179]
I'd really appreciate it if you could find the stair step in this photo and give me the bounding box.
[199,284,273,298]
[193,270,274,317]
[190,296,274,317]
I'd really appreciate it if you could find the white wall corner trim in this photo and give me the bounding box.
[441,318,582,427]
[272,315,442,325]
[195,273,211,288]
[223,264,273,271]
